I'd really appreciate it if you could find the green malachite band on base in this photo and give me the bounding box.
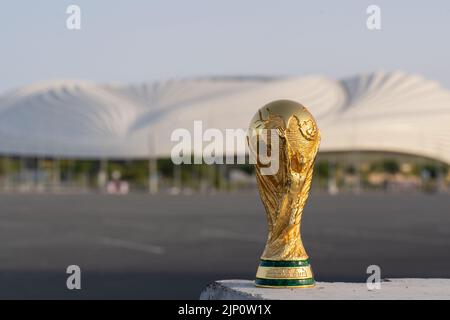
[259,259,310,267]
[255,277,315,287]
[256,259,315,287]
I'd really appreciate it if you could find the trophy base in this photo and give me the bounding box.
[255,259,315,288]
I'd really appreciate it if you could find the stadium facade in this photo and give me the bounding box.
[0,71,449,193]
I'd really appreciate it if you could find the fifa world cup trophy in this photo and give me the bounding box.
[247,100,320,288]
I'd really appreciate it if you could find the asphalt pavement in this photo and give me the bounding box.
[0,192,449,299]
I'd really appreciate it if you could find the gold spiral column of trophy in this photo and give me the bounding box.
[247,100,320,288]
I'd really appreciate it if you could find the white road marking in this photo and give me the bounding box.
[200,228,263,242]
[97,236,165,255]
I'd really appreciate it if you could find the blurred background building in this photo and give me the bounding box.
[0,71,448,195]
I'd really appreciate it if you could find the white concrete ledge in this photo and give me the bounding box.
[200,279,450,300]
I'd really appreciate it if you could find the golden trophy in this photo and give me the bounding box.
[247,100,320,288]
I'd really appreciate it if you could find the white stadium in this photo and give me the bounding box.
[0,71,449,193]
[1,70,449,163]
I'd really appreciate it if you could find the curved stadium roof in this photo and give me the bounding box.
[0,71,449,163]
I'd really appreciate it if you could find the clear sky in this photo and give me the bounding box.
[1,0,450,93]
